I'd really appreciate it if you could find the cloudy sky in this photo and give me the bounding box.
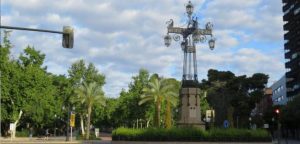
[1,0,285,97]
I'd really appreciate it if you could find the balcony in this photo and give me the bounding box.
[283,2,291,12]
[283,11,292,21]
[286,60,299,70]
[284,31,290,39]
[283,22,289,31]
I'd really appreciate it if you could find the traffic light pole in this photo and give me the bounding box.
[0,25,74,48]
[0,26,64,34]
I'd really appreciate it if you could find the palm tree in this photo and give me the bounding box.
[75,82,105,139]
[139,77,176,128]
[164,90,177,128]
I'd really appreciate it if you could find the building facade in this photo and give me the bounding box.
[283,0,300,99]
[251,88,273,117]
[271,75,287,105]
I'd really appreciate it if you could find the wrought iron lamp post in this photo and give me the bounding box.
[164,1,215,128]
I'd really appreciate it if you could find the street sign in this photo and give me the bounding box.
[95,128,99,137]
[223,120,229,128]
[264,124,269,128]
[9,123,15,131]
[70,113,75,127]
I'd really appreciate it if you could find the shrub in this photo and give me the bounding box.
[112,127,271,142]
[76,132,101,140]
[16,129,30,137]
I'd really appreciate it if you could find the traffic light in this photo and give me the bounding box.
[62,26,74,48]
[275,109,280,114]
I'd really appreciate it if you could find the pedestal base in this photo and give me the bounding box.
[177,121,205,129]
[177,81,205,130]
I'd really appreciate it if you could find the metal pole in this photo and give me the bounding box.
[0,26,64,34]
[278,120,281,144]
[70,126,72,141]
[66,107,70,141]
[0,71,1,137]
[237,116,239,129]
[193,47,197,81]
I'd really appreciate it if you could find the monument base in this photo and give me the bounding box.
[177,121,206,130]
[177,80,205,130]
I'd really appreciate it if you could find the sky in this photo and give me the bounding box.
[1,0,285,97]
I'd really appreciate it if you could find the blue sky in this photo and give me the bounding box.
[1,0,285,97]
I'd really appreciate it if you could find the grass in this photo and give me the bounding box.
[112,127,271,142]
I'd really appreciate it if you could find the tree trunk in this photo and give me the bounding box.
[86,106,92,140]
[12,110,23,138]
[165,100,171,128]
[80,115,85,135]
[227,106,234,128]
[155,98,161,128]
[146,120,150,128]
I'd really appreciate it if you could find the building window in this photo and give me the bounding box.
[294,84,300,90]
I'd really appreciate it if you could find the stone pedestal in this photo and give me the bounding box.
[177,86,205,129]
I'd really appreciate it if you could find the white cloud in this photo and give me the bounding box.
[2,0,285,97]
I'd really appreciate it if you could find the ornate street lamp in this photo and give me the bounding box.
[164,1,216,129]
[164,1,216,81]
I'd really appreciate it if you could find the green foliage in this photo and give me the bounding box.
[108,69,151,128]
[16,129,30,137]
[112,127,271,142]
[139,77,178,128]
[75,82,106,139]
[76,133,101,140]
[281,95,300,129]
[202,69,269,128]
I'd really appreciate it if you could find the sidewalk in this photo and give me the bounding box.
[272,139,300,144]
[0,133,112,144]
[0,136,81,144]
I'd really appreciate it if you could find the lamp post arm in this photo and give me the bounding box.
[0,25,64,34]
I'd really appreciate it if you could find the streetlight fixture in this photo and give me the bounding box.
[208,38,216,50]
[185,1,194,16]
[164,34,172,47]
[164,1,216,128]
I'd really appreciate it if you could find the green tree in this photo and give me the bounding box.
[202,69,269,128]
[112,69,150,128]
[138,77,176,128]
[17,46,57,131]
[282,94,300,130]
[163,78,179,128]
[75,82,105,139]
[68,59,105,135]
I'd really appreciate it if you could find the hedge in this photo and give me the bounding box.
[112,127,272,142]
